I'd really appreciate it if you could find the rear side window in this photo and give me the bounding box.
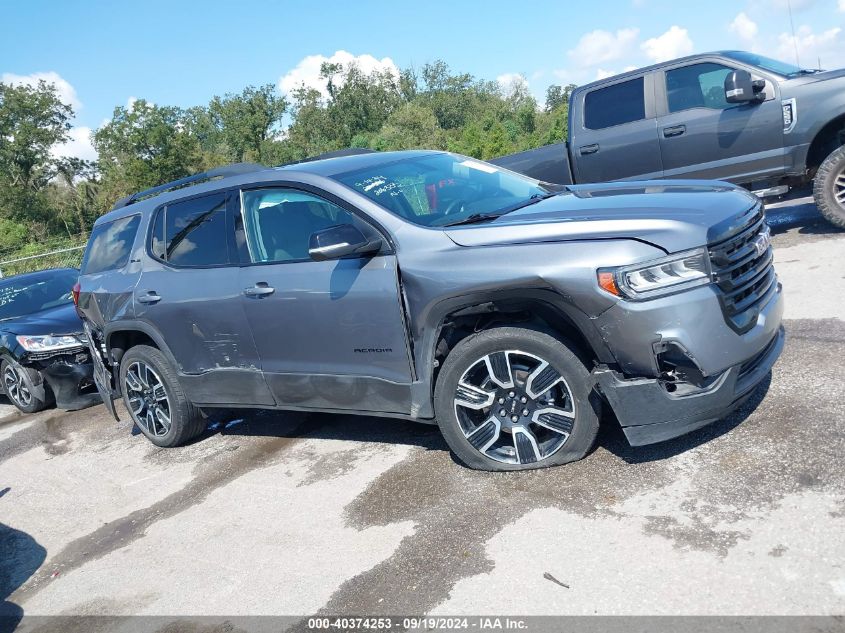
[81,215,140,275]
[151,193,229,267]
[584,77,646,130]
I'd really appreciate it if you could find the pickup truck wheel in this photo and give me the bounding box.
[1,360,50,414]
[814,144,845,229]
[433,327,600,471]
[119,345,205,447]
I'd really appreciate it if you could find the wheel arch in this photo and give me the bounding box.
[103,321,182,380]
[806,113,845,173]
[421,289,616,397]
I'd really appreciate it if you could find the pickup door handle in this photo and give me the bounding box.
[136,291,161,304]
[663,125,686,138]
[579,144,600,155]
[243,283,275,297]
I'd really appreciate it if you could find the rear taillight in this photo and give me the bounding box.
[72,282,81,306]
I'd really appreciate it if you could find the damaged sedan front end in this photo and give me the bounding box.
[1,268,100,413]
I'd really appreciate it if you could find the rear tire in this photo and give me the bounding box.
[2,360,50,414]
[119,345,205,447]
[813,144,845,229]
[433,327,600,471]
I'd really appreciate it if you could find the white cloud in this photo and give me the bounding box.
[278,50,398,99]
[496,72,528,91]
[641,26,694,63]
[730,12,759,41]
[50,126,97,162]
[568,28,640,67]
[1,71,81,111]
[839,0,845,12]
[777,25,843,68]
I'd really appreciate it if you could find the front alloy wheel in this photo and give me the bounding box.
[124,361,172,437]
[434,327,600,471]
[1,360,49,414]
[454,351,575,465]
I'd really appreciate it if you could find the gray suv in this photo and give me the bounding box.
[77,150,784,471]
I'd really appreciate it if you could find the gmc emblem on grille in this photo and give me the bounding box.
[753,231,771,257]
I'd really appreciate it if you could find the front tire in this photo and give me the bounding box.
[813,144,845,229]
[119,345,205,447]
[433,327,600,471]
[2,360,50,414]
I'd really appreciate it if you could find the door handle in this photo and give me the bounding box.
[136,291,161,304]
[243,284,275,297]
[663,125,686,138]
[579,144,600,155]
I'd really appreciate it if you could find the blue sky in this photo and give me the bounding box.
[2,0,843,160]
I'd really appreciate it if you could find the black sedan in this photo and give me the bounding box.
[0,268,99,413]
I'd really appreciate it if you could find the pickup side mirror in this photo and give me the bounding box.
[308,224,382,261]
[724,70,765,104]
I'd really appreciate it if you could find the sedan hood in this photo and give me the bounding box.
[445,181,760,253]
[0,302,84,336]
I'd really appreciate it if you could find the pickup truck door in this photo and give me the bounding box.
[655,62,784,181]
[235,186,415,414]
[572,75,664,183]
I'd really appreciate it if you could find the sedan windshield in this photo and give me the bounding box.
[333,153,555,227]
[0,269,77,321]
[722,51,808,77]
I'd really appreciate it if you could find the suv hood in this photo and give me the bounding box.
[0,302,84,337]
[445,181,760,253]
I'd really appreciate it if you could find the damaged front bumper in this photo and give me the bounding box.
[24,349,101,410]
[593,325,785,446]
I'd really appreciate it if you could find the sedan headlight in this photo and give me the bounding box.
[598,248,712,300]
[16,334,84,352]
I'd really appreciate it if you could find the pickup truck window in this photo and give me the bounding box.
[666,63,733,113]
[584,78,645,130]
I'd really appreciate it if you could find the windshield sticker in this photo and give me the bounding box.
[459,159,498,174]
[354,176,403,197]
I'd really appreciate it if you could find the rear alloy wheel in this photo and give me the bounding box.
[124,361,172,438]
[119,345,205,447]
[1,359,49,414]
[813,144,845,229]
[434,327,600,471]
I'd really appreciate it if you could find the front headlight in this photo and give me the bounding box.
[598,248,712,300]
[16,334,84,352]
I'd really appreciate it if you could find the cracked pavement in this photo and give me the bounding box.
[0,197,843,621]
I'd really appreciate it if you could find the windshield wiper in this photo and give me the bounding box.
[790,69,822,76]
[443,192,560,227]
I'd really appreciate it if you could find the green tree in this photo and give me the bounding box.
[371,102,445,151]
[0,80,72,227]
[207,84,287,163]
[93,99,201,207]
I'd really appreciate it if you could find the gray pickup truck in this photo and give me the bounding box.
[492,50,845,227]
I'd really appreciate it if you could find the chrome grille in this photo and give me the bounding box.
[708,207,776,333]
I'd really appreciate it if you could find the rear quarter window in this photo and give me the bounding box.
[80,215,141,275]
[584,77,646,130]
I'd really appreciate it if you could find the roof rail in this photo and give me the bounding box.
[111,162,266,210]
[277,147,376,168]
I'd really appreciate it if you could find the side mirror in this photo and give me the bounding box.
[724,70,764,104]
[308,224,382,262]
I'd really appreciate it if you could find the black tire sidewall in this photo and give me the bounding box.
[814,145,845,229]
[1,359,48,414]
[119,345,203,447]
[433,327,600,471]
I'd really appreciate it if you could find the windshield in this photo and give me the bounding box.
[333,153,553,227]
[722,51,808,77]
[0,269,77,321]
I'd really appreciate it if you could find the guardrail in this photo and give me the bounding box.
[0,245,86,278]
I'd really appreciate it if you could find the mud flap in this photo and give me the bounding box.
[84,321,119,421]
